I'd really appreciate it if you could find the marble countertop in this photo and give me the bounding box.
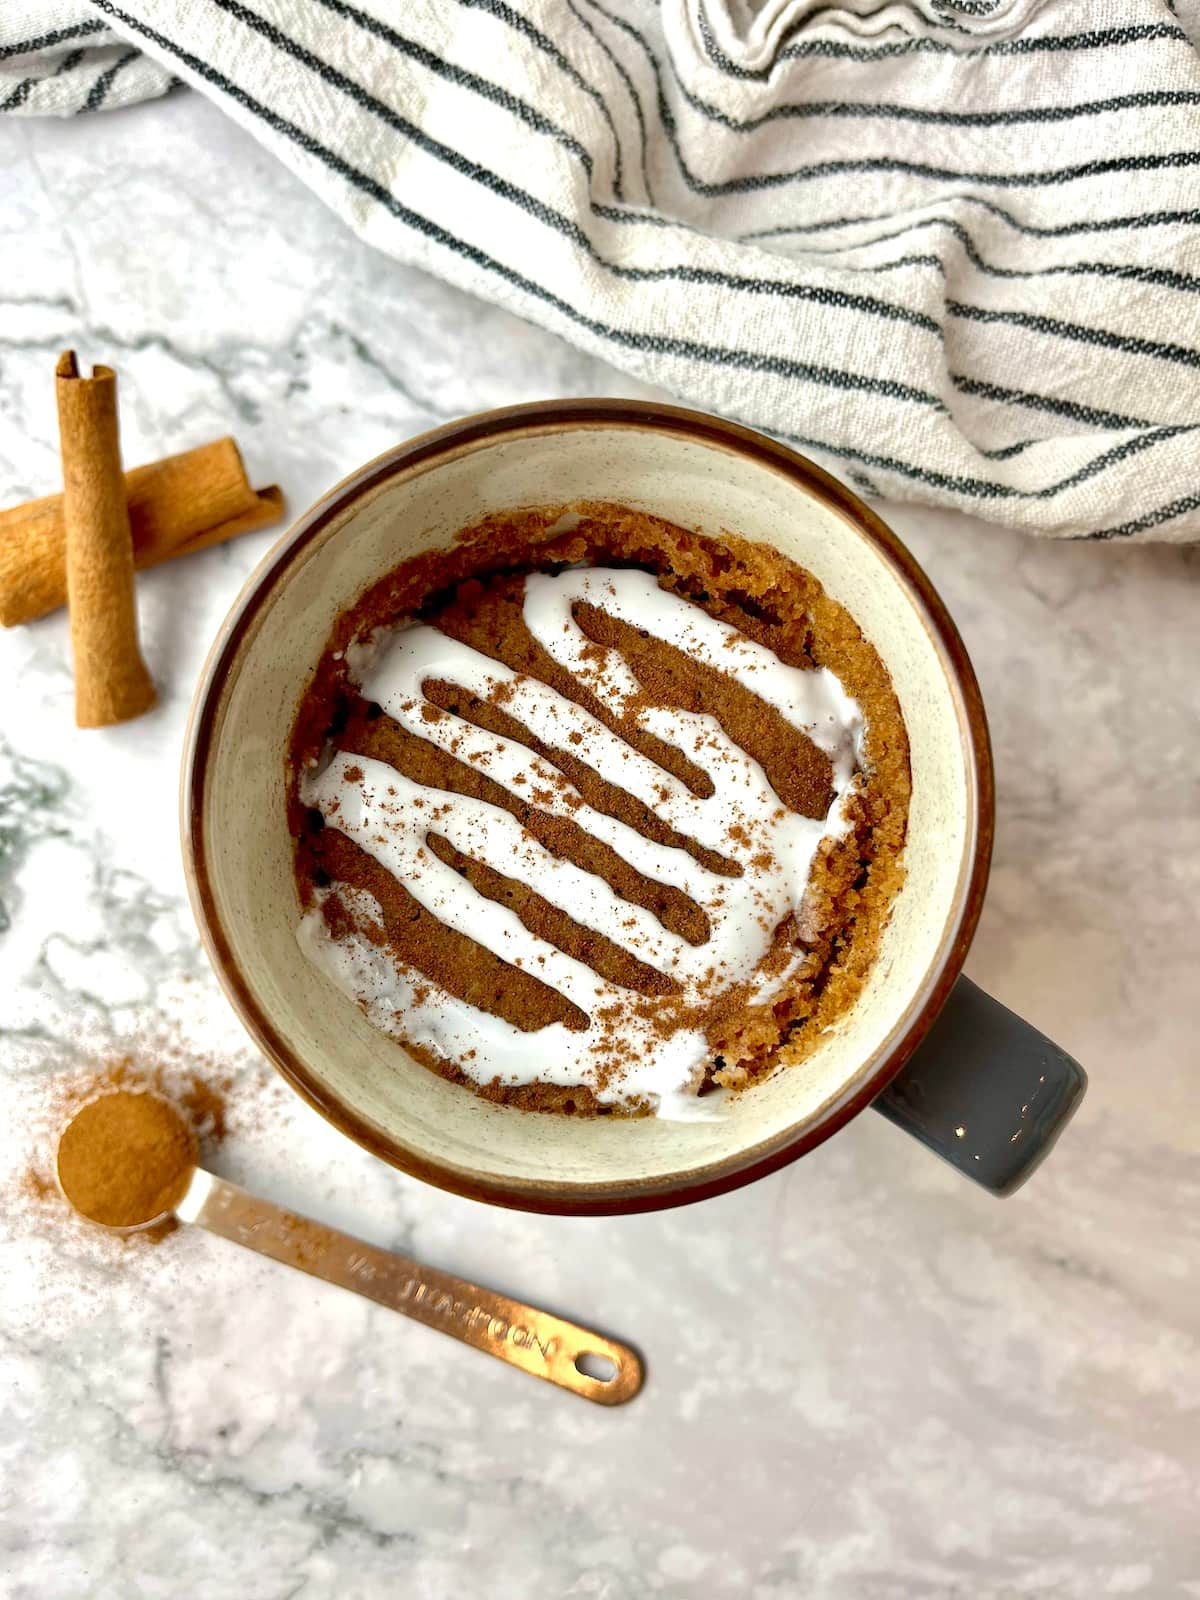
[2,92,1198,1600]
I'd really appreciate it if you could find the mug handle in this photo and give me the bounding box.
[872,975,1087,1195]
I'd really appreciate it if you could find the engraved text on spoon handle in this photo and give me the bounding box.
[183,1170,642,1404]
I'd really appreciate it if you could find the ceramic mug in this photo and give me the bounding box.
[183,400,1085,1214]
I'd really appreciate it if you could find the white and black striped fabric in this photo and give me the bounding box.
[6,1,1200,541]
[1,10,175,112]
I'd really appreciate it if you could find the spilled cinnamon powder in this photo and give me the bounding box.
[16,1053,233,1244]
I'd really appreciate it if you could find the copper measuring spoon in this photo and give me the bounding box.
[56,1090,642,1406]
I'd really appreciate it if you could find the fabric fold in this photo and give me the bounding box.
[4,0,1199,540]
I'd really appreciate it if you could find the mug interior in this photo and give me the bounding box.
[185,409,986,1211]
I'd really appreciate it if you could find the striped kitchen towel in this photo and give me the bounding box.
[5,0,1200,541]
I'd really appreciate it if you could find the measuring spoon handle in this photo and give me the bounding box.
[176,1169,642,1405]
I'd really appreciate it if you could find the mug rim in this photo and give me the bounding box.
[181,399,994,1215]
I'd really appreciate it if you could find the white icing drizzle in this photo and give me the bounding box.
[299,568,863,1116]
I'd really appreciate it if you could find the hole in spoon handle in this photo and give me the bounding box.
[184,1172,644,1404]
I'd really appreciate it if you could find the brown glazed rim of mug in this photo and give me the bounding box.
[182,399,994,1216]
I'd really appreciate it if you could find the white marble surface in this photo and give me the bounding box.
[2,92,1198,1600]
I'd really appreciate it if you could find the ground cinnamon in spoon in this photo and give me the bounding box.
[56,1091,197,1228]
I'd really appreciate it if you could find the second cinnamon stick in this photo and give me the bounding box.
[0,437,282,627]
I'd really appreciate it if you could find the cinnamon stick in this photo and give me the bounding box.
[165,485,284,561]
[55,350,156,727]
[0,437,283,627]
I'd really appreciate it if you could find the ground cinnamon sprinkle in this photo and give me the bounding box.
[56,1091,196,1229]
[178,1073,230,1143]
[15,1052,234,1243]
[2,1024,295,1353]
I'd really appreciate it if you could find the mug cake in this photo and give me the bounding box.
[289,501,910,1119]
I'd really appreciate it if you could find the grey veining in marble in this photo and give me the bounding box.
[1,93,1198,1600]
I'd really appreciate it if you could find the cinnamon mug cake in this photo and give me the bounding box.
[288,504,910,1120]
[184,401,1084,1212]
